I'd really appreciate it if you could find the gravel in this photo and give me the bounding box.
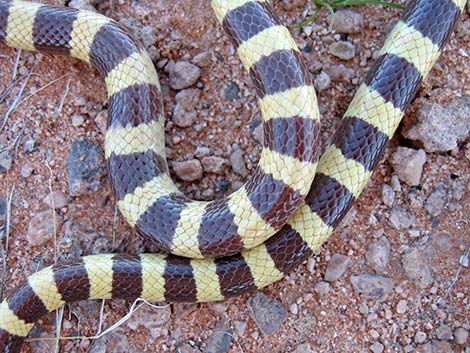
[370,342,384,353]
[389,207,415,230]
[325,64,355,83]
[381,184,395,206]
[314,71,331,92]
[324,253,352,282]
[247,291,287,336]
[173,159,203,182]
[201,156,226,174]
[424,184,448,217]
[415,330,427,344]
[314,281,330,295]
[396,299,408,314]
[27,210,63,246]
[403,96,470,152]
[366,236,390,273]
[192,51,212,67]
[350,274,394,300]
[401,248,433,289]
[332,10,364,33]
[0,195,7,223]
[390,147,426,186]
[169,61,201,90]
[229,149,248,176]
[126,305,171,339]
[329,41,356,60]
[436,324,453,341]
[224,82,240,100]
[173,88,201,127]
[453,328,469,345]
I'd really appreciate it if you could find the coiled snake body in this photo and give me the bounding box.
[0,0,465,351]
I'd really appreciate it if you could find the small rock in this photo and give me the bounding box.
[224,82,240,100]
[88,330,138,353]
[396,299,408,314]
[314,281,330,295]
[178,342,202,353]
[43,191,68,209]
[415,330,427,344]
[229,149,247,176]
[289,303,298,315]
[389,207,416,230]
[173,88,200,127]
[314,71,331,92]
[370,342,384,353]
[27,210,63,246]
[325,64,354,83]
[173,159,203,182]
[68,0,96,11]
[169,61,201,90]
[247,291,288,336]
[201,156,226,174]
[403,96,470,152]
[329,41,355,60]
[436,325,453,341]
[280,0,306,10]
[390,147,426,186]
[402,248,433,289]
[350,274,394,300]
[94,109,108,134]
[454,328,469,345]
[205,319,233,353]
[424,185,447,217]
[233,320,247,337]
[324,253,352,282]
[71,114,85,127]
[252,122,264,144]
[21,163,33,178]
[366,236,390,273]
[332,10,364,33]
[68,138,105,196]
[381,184,395,206]
[0,195,6,223]
[126,305,170,339]
[192,51,212,67]
[292,343,313,353]
[0,151,12,172]
[310,59,323,73]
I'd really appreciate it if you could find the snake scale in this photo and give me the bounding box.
[0,0,465,351]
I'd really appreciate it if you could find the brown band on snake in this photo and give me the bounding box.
[136,194,186,250]
[264,117,320,162]
[163,256,197,302]
[265,225,313,274]
[0,0,11,41]
[6,283,48,323]
[402,0,461,48]
[89,22,141,76]
[108,150,168,200]
[111,254,143,299]
[245,170,303,229]
[215,253,256,298]
[198,199,242,258]
[107,83,162,129]
[32,6,77,54]
[249,49,310,97]
[306,173,355,228]
[53,258,90,303]
[333,116,389,171]
[364,53,423,111]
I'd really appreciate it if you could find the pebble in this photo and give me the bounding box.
[350,274,394,300]
[415,330,427,344]
[324,253,352,282]
[365,236,390,273]
[0,151,12,172]
[402,248,433,288]
[247,291,287,335]
[169,61,201,90]
[127,305,171,339]
[173,88,200,127]
[436,324,453,341]
[390,147,426,186]
[229,149,248,176]
[252,122,264,144]
[329,41,355,60]
[205,319,233,353]
[224,82,240,100]
[280,0,306,10]
[292,343,313,353]
[314,281,330,295]
[370,342,384,353]
[233,320,247,337]
[289,303,298,315]
[389,207,416,230]
[454,328,469,345]
[67,138,105,196]
[307,257,315,273]
[332,10,364,34]
[396,299,408,314]
[94,109,108,134]
[325,64,355,83]
[403,96,470,152]
[21,163,33,177]
[27,210,63,246]
[314,71,331,92]
[381,184,395,206]
[201,156,226,174]
[310,59,323,73]
[192,51,212,67]
[424,185,447,217]
[68,0,96,11]
[0,195,6,223]
[88,330,138,353]
[43,191,68,209]
[173,159,203,182]
[71,114,85,127]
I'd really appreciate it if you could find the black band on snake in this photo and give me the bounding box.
[0,0,465,351]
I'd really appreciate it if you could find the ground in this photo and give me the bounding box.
[0,0,469,352]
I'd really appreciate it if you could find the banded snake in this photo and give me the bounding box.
[0,0,466,351]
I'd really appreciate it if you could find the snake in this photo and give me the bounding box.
[0,0,465,351]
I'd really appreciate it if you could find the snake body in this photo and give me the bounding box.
[0,0,465,351]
